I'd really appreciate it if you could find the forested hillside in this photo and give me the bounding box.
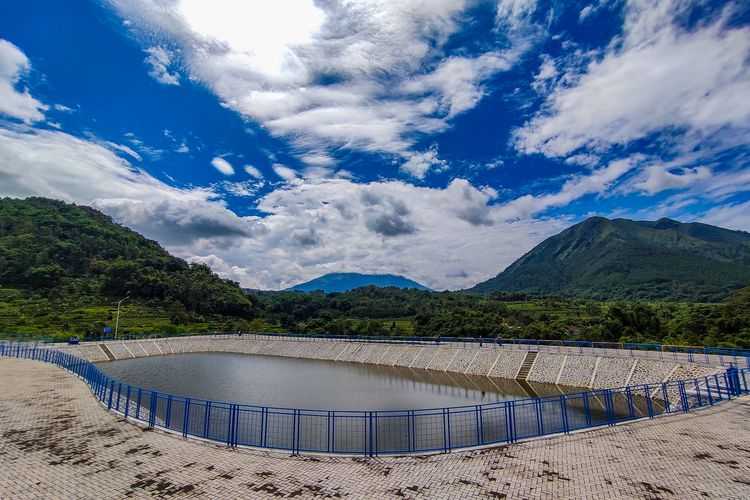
[470,217,750,301]
[0,197,256,338]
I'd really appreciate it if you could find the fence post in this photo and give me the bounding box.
[203,401,212,438]
[148,392,157,428]
[442,408,449,453]
[136,388,142,420]
[625,387,635,418]
[226,404,234,447]
[505,401,515,443]
[475,405,483,445]
[124,385,131,419]
[367,411,374,457]
[116,383,122,411]
[183,398,191,438]
[661,383,671,412]
[678,382,689,412]
[326,411,332,453]
[410,410,416,452]
[644,386,654,418]
[583,392,592,427]
[560,395,569,433]
[165,395,173,429]
[261,407,268,448]
[693,379,703,407]
[535,399,544,436]
[107,380,114,409]
[292,409,300,455]
[604,390,615,425]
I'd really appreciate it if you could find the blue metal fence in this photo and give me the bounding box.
[1,341,748,456]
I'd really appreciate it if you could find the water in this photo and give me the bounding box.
[95,352,654,453]
[97,352,584,411]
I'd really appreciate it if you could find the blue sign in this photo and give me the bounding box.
[103,327,112,334]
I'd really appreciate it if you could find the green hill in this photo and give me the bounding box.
[0,197,257,338]
[469,217,750,301]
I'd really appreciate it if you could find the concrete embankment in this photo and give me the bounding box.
[54,335,721,390]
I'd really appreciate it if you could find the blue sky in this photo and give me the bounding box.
[1,0,749,290]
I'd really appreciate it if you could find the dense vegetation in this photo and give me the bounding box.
[470,217,750,301]
[251,287,750,348]
[1,197,749,348]
[0,197,256,339]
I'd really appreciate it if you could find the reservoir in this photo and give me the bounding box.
[95,352,642,453]
[97,352,585,411]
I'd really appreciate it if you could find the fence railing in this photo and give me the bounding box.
[1,342,748,456]
[20,330,750,368]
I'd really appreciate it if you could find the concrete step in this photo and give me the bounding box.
[516,351,538,380]
[99,343,116,361]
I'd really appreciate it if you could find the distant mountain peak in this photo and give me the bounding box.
[469,216,750,301]
[287,272,430,293]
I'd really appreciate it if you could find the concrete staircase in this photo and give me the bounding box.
[516,351,538,380]
[99,344,116,361]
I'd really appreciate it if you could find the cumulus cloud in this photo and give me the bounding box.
[107,0,530,172]
[0,128,259,246]
[144,46,180,85]
[0,39,47,123]
[400,146,447,179]
[0,125,631,290]
[211,157,235,176]
[515,0,750,158]
[272,164,297,182]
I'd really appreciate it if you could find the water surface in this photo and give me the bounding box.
[97,352,581,410]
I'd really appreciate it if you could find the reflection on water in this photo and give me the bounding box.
[97,352,583,411]
[97,352,662,454]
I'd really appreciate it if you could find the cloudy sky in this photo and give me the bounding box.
[1,0,749,290]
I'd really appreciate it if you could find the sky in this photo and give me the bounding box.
[0,0,749,291]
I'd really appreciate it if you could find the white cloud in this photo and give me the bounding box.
[243,165,263,179]
[7,123,644,290]
[400,146,447,179]
[211,157,235,176]
[0,127,259,246]
[629,165,712,195]
[515,0,750,158]
[144,46,180,85]
[578,5,594,22]
[272,164,298,182]
[0,39,47,123]
[52,104,74,113]
[108,0,529,170]
[104,141,142,161]
[496,157,640,220]
[699,200,750,233]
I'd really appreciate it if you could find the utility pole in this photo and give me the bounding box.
[114,293,129,340]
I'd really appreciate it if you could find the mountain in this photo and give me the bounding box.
[0,197,255,337]
[469,217,750,301]
[287,273,430,293]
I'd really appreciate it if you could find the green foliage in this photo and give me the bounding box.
[470,217,750,301]
[252,286,750,348]
[0,197,256,337]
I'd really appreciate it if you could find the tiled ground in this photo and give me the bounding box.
[1,358,749,499]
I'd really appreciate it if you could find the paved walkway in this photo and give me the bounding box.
[0,359,748,499]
